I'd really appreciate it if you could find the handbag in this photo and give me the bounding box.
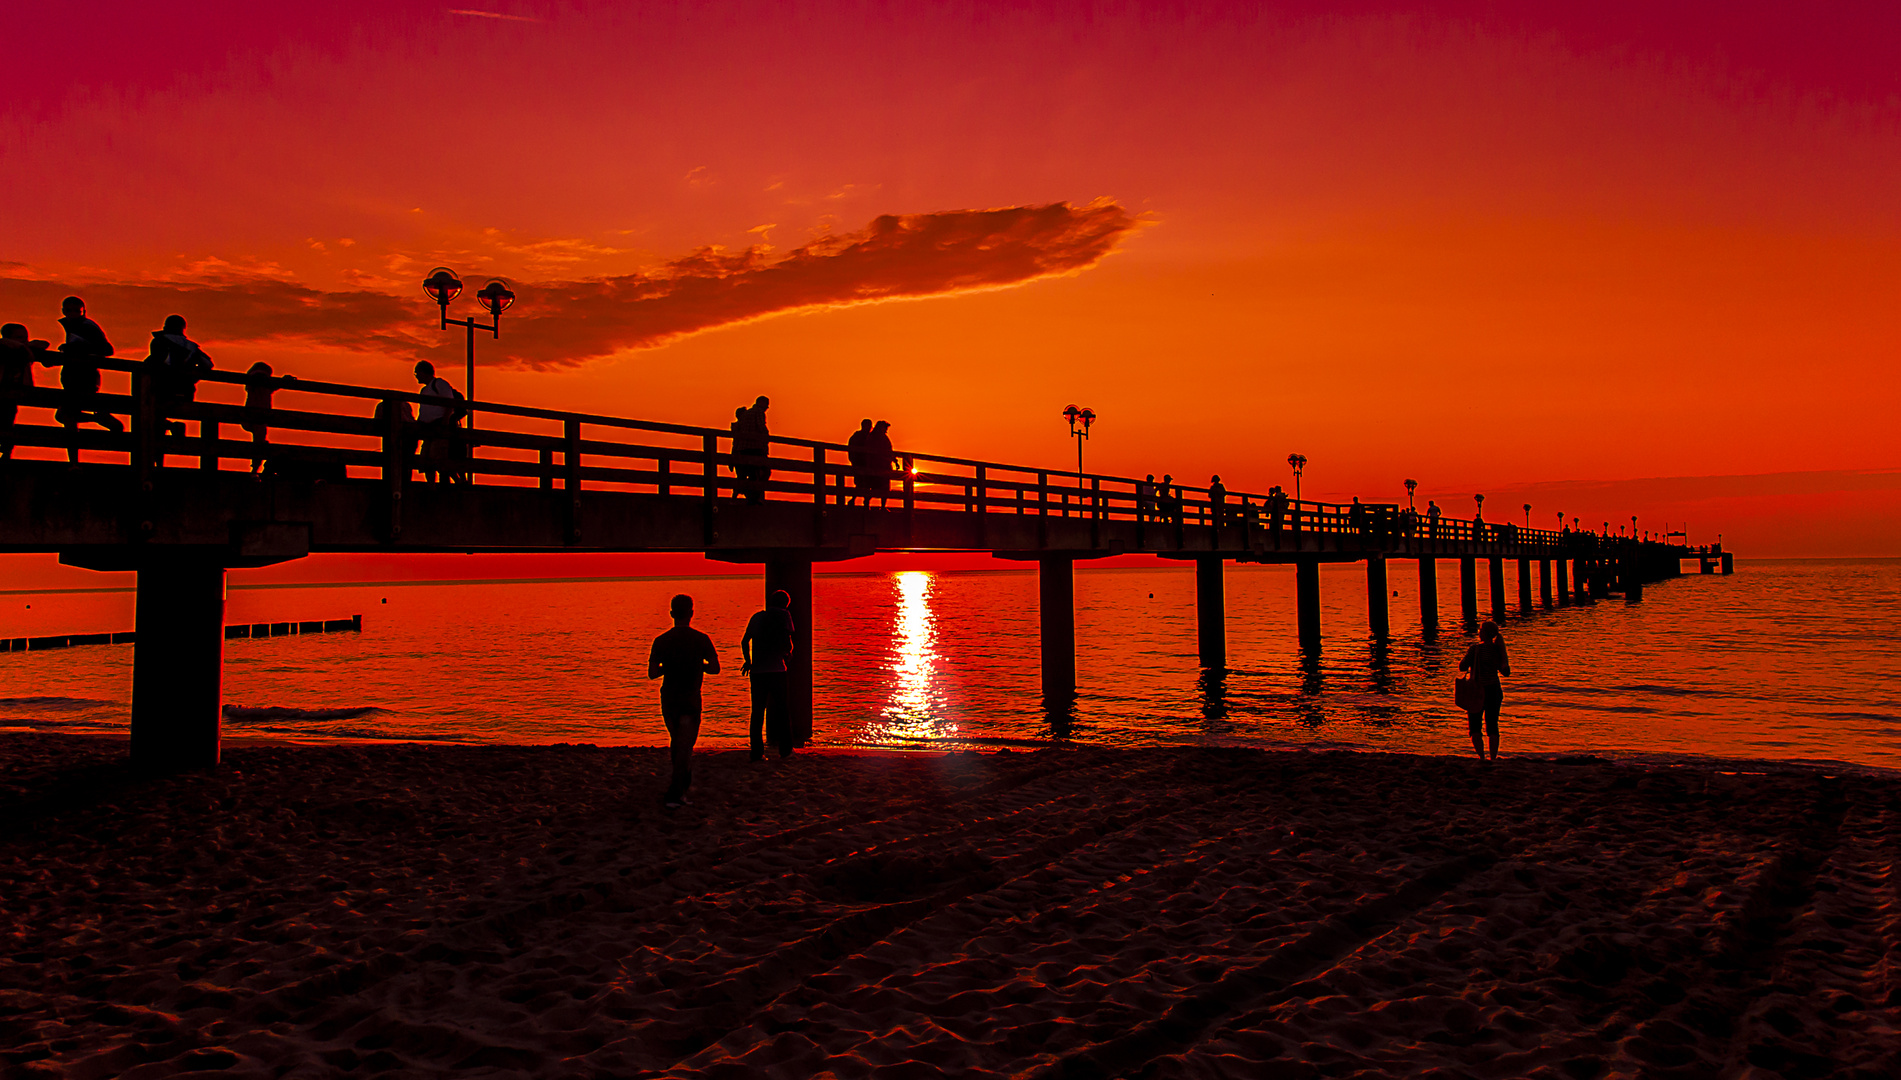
[1453,673,1482,712]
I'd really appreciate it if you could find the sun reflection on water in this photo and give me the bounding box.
[881,570,948,736]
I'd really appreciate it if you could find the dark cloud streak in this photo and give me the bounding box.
[0,201,1139,369]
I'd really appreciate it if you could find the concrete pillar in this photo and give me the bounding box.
[1038,556,1076,706]
[1700,557,1713,574]
[1296,558,1321,648]
[1555,556,1569,605]
[1459,557,1478,623]
[1488,557,1506,619]
[131,557,228,770]
[1417,558,1439,625]
[765,556,814,746]
[1721,553,1733,575]
[1366,554,1389,638]
[1195,555,1225,668]
[1538,559,1553,608]
[1625,555,1643,602]
[1517,557,1533,612]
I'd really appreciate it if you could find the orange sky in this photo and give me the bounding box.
[4,1,1899,586]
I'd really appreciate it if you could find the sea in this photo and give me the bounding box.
[4,559,1898,772]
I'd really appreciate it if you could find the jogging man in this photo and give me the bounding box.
[648,594,720,808]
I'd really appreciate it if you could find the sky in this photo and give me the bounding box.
[3,0,1899,588]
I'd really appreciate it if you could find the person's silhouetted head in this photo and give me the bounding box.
[1,324,25,342]
[670,593,694,622]
[1212,474,1221,483]
[1479,620,1500,642]
[755,395,770,410]
[162,314,186,333]
[1146,474,1154,481]
[873,420,889,433]
[768,589,789,610]
[247,361,272,378]
[414,361,434,384]
[61,296,84,316]
[860,419,872,432]
[1162,473,1172,483]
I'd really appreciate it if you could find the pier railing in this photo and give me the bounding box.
[5,359,1610,553]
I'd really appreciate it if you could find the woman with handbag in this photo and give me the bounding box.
[1457,620,1511,760]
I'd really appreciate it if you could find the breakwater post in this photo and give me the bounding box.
[1196,555,1226,667]
[1365,554,1388,638]
[1039,555,1077,707]
[1460,557,1478,623]
[1295,558,1321,649]
[1417,558,1438,626]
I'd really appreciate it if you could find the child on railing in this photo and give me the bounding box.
[242,362,296,476]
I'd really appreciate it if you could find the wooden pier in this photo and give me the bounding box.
[0,359,1727,768]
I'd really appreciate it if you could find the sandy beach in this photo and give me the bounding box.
[1,734,1896,1079]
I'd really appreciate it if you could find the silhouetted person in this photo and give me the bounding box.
[47,296,122,466]
[413,361,466,483]
[147,314,212,444]
[1268,485,1287,535]
[241,362,297,476]
[1,324,48,461]
[1208,475,1227,524]
[1137,474,1156,522]
[868,420,897,507]
[1460,620,1511,760]
[731,395,771,500]
[1427,500,1441,539]
[742,588,796,760]
[1349,497,1366,536]
[648,593,721,808]
[844,419,872,505]
[1157,473,1179,526]
[1473,509,1486,542]
[374,395,416,479]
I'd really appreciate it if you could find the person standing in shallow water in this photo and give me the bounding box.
[1460,620,1511,761]
[648,593,720,809]
[742,589,797,760]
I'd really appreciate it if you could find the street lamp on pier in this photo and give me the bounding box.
[1287,454,1307,502]
[1474,493,1485,519]
[1404,478,1418,510]
[1556,511,1564,533]
[1523,503,1531,526]
[423,268,515,430]
[1062,405,1096,475]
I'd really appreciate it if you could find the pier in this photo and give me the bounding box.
[0,360,1728,768]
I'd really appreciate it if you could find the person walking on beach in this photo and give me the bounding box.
[1459,620,1511,761]
[241,362,296,476]
[648,593,721,809]
[742,589,796,760]
[1,323,48,462]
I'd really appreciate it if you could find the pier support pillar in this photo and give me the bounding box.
[1625,557,1643,602]
[1295,558,1321,649]
[1417,558,1439,626]
[1721,553,1733,575]
[1488,557,1506,619]
[131,556,228,771]
[1195,555,1226,668]
[1366,554,1389,638]
[765,556,815,746]
[1555,556,1569,604]
[1517,557,1533,612]
[1459,557,1478,624]
[1700,557,1713,574]
[1038,556,1076,707]
[1538,559,1553,608]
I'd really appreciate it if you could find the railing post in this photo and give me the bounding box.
[975,465,987,515]
[657,453,670,497]
[564,418,582,544]
[812,446,827,545]
[702,433,718,546]
[538,447,554,491]
[199,419,218,471]
[1038,472,1049,516]
[381,397,406,542]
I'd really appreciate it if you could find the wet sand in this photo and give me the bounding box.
[2,733,1897,1079]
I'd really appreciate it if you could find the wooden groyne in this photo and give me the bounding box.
[4,615,361,653]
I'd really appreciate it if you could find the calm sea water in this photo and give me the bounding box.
[4,559,1898,770]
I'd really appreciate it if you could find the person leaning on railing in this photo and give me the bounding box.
[47,295,124,467]
[412,360,467,484]
[0,323,49,462]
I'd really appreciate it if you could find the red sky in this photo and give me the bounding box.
[4,1,1898,588]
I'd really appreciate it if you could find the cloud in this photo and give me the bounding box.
[0,201,1139,368]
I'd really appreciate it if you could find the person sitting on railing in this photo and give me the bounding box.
[731,395,770,501]
[146,314,213,443]
[844,419,872,505]
[46,296,123,467]
[1208,475,1227,525]
[413,360,467,484]
[241,362,297,477]
[868,420,897,508]
[1,324,49,462]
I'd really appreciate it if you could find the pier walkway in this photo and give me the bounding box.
[0,360,1728,768]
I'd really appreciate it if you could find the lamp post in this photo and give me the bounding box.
[1631,515,1638,541]
[1404,478,1418,510]
[1474,493,1484,519]
[1556,511,1564,533]
[423,268,515,430]
[1062,405,1096,475]
[1523,503,1531,526]
[1286,453,1307,502]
